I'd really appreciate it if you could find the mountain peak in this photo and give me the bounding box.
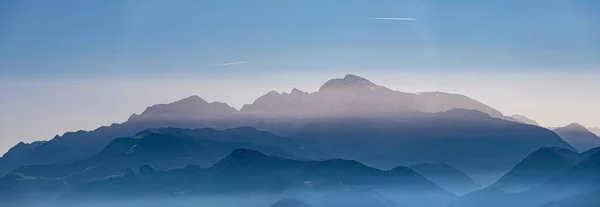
[343,74,367,81]
[563,123,587,131]
[318,74,376,91]
[554,123,593,133]
[515,146,580,168]
[127,94,238,122]
[553,123,600,152]
[178,95,208,104]
[265,90,280,96]
[290,88,306,95]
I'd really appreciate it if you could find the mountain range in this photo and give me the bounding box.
[410,163,481,195]
[241,75,507,120]
[0,75,578,178]
[0,149,454,207]
[0,141,46,177]
[289,108,573,174]
[3,74,600,207]
[0,127,305,188]
[489,147,581,192]
[11,144,600,207]
[450,146,600,207]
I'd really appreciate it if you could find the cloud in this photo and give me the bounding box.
[208,61,250,67]
[367,17,418,21]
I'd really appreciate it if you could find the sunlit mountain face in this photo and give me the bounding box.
[1,1,600,207]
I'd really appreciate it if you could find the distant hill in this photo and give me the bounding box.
[489,147,580,192]
[531,149,600,195]
[205,149,446,194]
[0,141,46,177]
[0,127,301,187]
[553,123,600,152]
[581,146,600,158]
[3,149,453,207]
[146,127,310,157]
[449,149,600,207]
[510,114,540,126]
[0,96,249,177]
[292,109,574,172]
[410,163,481,195]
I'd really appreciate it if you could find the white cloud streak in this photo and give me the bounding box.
[208,61,250,67]
[367,17,418,21]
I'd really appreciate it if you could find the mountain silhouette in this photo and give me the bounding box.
[0,141,46,177]
[553,123,600,152]
[0,128,300,188]
[206,149,443,193]
[291,108,574,172]
[410,163,481,195]
[241,74,506,119]
[580,146,600,158]
[450,149,600,207]
[39,149,453,207]
[532,149,600,194]
[505,149,600,206]
[127,95,239,123]
[0,98,251,177]
[510,114,540,126]
[148,127,306,155]
[0,74,575,178]
[489,147,580,192]
[319,74,378,91]
[0,123,145,177]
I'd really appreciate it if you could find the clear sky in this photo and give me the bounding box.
[1,0,599,155]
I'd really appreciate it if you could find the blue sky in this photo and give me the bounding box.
[1,0,600,154]
[1,0,599,77]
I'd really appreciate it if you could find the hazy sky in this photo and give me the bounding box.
[1,0,599,155]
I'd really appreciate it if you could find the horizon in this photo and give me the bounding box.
[2,71,600,155]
